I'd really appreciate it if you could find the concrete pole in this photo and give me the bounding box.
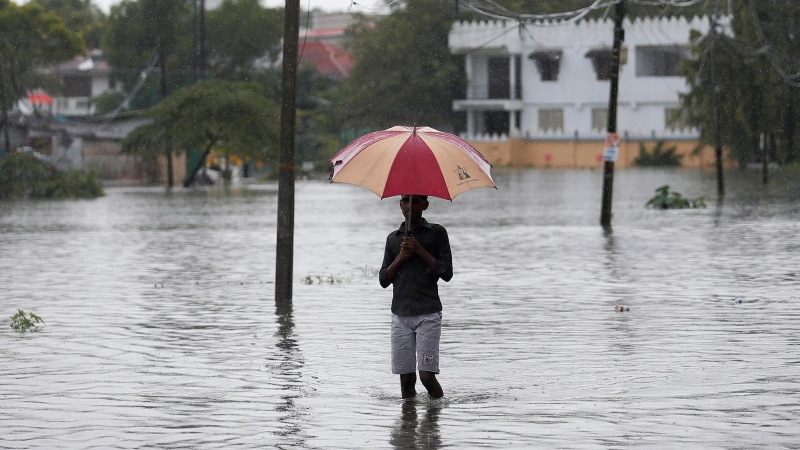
[199,0,206,76]
[275,0,301,303]
[709,3,724,197]
[600,0,624,227]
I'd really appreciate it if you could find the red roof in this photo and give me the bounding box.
[298,41,356,80]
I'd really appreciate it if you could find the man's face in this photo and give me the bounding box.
[400,195,428,222]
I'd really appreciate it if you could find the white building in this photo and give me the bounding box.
[449,16,710,142]
[51,50,121,117]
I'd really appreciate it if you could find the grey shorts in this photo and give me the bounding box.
[391,312,442,374]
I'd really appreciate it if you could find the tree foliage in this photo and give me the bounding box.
[342,0,464,128]
[103,0,193,70]
[680,0,800,165]
[31,0,106,48]
[0,1,84,93]
[206,0,283,79]
[634,141,682,167]
[122,80,280,164]
[0,151,104,199]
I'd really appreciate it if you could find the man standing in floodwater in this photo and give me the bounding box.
[379,194,453,399]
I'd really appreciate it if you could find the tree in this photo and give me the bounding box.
[0,1,83,150]
[342,0,465,128]
[103,0,193,71]
[31,0,106,49]
[121,80,280,187]
[680,0,800,167]
[206,0,283,79]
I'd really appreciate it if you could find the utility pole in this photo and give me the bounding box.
[600,0,624,227]
[0,61,10,152]
[199,0,206,77]
[159,43,173,188]
[192,0,198,78]
[275,0,301,303]
[709,2,724,197]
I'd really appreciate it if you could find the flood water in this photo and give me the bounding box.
[2,168,799,449]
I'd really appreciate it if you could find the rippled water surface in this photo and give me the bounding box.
[2,168,799,449]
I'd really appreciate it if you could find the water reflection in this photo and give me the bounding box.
[389,400,442,449]
[274,299,306,448]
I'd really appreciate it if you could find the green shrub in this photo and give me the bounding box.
[0,152,104,200]
[10,309,45,332]
[646,185,706,209]
[634,141,683,167]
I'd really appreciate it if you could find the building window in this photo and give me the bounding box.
[57,99,69,110]
[529,50,562,81]
[592,108,608,131]
[76,99,89,109]
[538,109,563,132]
[63,75,91,97]
[636,46,686,77]
[487,57,510,99]
[585,49,613,80]
[665,107,689,130]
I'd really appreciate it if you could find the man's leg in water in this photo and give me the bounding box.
[418,371,443,399]
[400,372,417,398]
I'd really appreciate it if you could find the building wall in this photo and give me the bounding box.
[451,17,712,139]
[471,138,732,169]
[82,139,140,180]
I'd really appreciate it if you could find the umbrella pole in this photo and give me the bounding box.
[406,194,412,236]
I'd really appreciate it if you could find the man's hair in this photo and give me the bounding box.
[402,194,428,201]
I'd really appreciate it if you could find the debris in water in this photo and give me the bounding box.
[615,305,629,312]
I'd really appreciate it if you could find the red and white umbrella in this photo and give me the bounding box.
[329,126,496,201]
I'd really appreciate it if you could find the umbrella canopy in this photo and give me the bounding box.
[329,126,495,201]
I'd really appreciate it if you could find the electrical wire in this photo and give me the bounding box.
[629,0,705,6]
[462,0,613,22]
[348,0,401,12]
[298,0,312,61]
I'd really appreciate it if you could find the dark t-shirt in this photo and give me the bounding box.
[379,218,453,316]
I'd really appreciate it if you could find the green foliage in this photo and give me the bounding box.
[10,309,45,332]
[0,152,105,199]
[122,80,280,164]
[680,1,800,166]
[634,141,683,167]
[104,0,194,70]
[31,0,106,48]
[91,90,127,115]
[342,0,465,128]
[646,185,706,210]
[0,2,83,107]
[206,0,283,78]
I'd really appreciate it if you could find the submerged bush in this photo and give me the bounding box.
[0,151,104,200]
[634,141,683,167]
[646,185,706,209]
[10,309,45,332]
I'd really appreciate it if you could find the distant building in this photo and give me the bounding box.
[449,17,724,168]
[299,41,356,80]
[50,49,121,118]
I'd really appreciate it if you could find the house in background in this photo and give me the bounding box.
[51,49,121,118]
[449,16,724,168]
